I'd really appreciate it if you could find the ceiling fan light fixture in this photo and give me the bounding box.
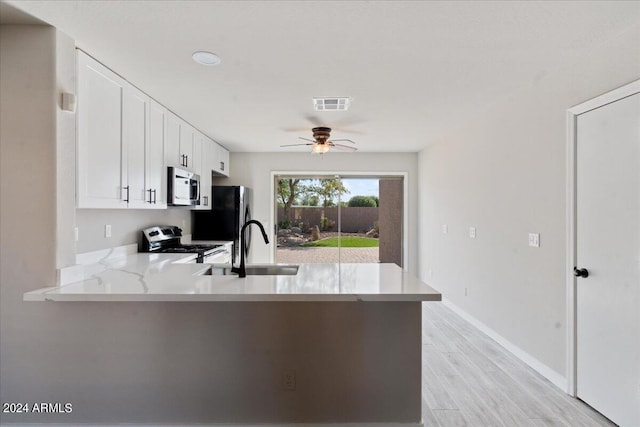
[313,97,351,111]
[192,51,221,66]
[311,144,330,154]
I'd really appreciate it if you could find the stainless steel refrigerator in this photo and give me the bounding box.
[192,186,251,264]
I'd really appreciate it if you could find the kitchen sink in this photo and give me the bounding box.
[202,264,300,276]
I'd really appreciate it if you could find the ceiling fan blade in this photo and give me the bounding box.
[298,136,316,143]
[330,138,356,144]
[280,143,313,147]
[330,143,358,152]
[281,126,311,132]
[305,115,324,126]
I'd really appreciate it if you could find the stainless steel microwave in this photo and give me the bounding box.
[167,166,200,206]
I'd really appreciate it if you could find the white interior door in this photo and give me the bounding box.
[575,91,639,426]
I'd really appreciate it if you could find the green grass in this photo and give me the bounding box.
[301,236,379,248]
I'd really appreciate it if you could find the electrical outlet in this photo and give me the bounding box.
[469,227,476,238]
[74,227,79,242]
[283,370,296,391]
[528,233,540,247]
[428,269,433,278]
[464,287,468,297]
[105,224,112,238]
[442,224,448,234]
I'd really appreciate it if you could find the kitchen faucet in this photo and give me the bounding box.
[231,220,269,278]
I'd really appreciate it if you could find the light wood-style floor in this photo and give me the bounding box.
[421,303,615,427]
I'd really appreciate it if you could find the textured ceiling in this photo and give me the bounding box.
[3,0,639,152]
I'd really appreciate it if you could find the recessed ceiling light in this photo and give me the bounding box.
[192,51,221,66]
[313,97,352,111]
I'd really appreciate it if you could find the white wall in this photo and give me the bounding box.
[214,152,419,274]
[55,29,77,267]
[417,21,640,382]
[75,208,192,253]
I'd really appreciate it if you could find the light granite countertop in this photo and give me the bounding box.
[24,252,441,302]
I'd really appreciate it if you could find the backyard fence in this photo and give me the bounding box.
[277,206,378,233]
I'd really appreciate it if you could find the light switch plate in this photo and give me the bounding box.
[105,224,112,238]
[528,233,540,247]
[442,224,448,234]
[469,227,476,238]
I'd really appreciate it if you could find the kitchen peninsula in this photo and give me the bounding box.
[24,253,440,303]
[24,253,440,425]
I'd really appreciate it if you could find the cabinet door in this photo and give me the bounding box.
[77,51,128,208]
[179,122,195,171]
[147,99,167,208]
[165,111,182,168]
[123,84,149,209]
[216,144,230,177]
[195,135,214,210]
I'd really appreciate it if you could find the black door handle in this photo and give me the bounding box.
[574,267,589,278]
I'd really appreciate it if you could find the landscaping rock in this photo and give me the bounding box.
[291,226,302,234]
[366,228,379,238]
[311,225,320,241]
[278,228,292,236]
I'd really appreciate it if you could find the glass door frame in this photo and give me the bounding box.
[269,170,409,270]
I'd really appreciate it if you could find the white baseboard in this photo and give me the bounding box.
[441,298,568,391]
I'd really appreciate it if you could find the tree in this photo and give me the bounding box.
[299,194,319,206]
[277,179,311,221]
[310,178,350,207]
[348,195,377,207]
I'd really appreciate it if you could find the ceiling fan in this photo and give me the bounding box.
[280,127,357,154]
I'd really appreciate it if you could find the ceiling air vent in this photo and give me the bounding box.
[313,97,351,111]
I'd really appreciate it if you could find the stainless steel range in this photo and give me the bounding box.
[139,225,225,263]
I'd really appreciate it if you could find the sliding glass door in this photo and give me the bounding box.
[274,174,403,267]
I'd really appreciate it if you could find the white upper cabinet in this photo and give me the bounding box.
[122,84,149,209]
[77,51,128,208]
[147,100,167,208]
[166,112,197,172]
[77,50,167,210]
[179,122,195,172]
[165,111,182,169]
[213,144,230,177]
[194,134,215,210]
[77,50,229,210]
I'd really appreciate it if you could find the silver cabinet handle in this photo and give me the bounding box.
[220,161,225,171]
[123,185,130,203]
[147,188,153,204]
[152,189,157,204]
